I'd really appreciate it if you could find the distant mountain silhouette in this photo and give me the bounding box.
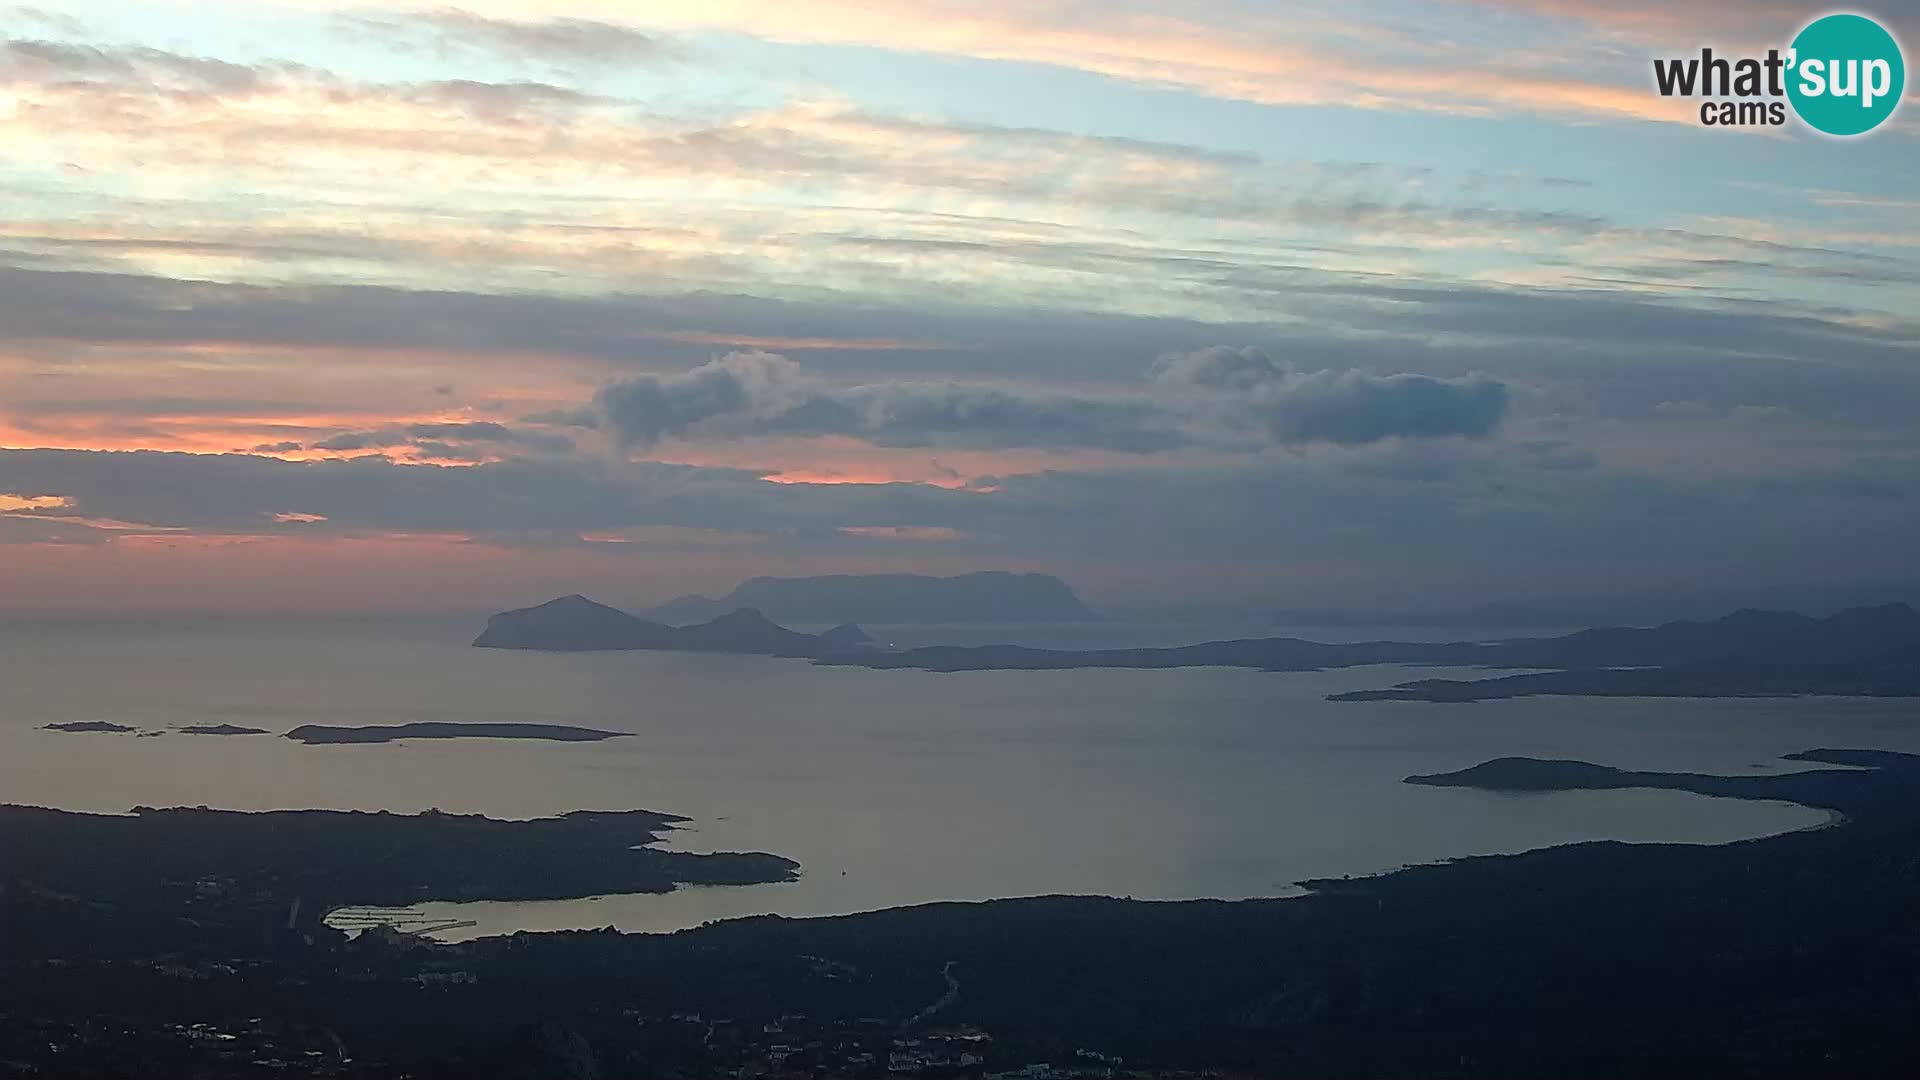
[645,572,1098,625]
[474,598,1920,700]
[1484,602,1920,668]
[472,595,679,652]
[817,622,874,650]
[665,607,828,655]
[473,596,870,657]
[817,603,1920,697]
[1331,648,1920,702]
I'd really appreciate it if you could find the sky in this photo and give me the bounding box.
[1,0,1916,614]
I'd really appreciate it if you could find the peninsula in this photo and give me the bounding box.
[285,722,628,745]
[1,802,797,968]
[809,602,1920,701]
[646,571,1099,625]
[1331,650,1920,702]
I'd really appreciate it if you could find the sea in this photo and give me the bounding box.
[4,613,1917,942]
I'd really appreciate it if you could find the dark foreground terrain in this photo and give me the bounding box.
[0,804,795,968]
[5,749,1920,1076]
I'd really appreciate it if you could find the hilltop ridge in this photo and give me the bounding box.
[646,571,1098,625]
[472,596,868,657]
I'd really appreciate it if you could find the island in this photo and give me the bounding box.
[813,602,1919,672]
[285,722,629,745]
[472,594,872,657]
[645,571,1099,625]
[802,602,1920,702]
[179,723,271,736]
[1403,747,1909,807]
[1331,650,1920,702]
[42,720,136,733]
[468,598,1920,701]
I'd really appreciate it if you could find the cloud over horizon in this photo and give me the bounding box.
[592,349,1509,452]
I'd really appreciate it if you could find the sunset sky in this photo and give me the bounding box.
[2,1,1916,613]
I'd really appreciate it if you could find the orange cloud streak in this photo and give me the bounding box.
[361,0,1704,125]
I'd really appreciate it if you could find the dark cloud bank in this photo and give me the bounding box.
[592,348,1509,452]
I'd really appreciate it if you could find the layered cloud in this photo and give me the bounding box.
[1,2,1915,609]
[34,0,1882,131]
[301,421,577,461]
[5,260,1917,466]
[5,444,1915,590]
[597,352,806,448]
[314,0,1916,125]
[315,1,1707,124]
[338,9,682,70]
[596,352,1179,453]
[5,23,1911,330]
[1151,347,1509,445]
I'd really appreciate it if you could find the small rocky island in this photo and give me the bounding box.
[42,720,136,733]
[285,722,629,745]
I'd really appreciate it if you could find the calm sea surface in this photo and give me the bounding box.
[4,615,1915,940]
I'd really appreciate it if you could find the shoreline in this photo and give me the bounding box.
[354,775,1839,943]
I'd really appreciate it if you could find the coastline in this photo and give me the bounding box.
[348,768,1841,943]
[11,748,1920,1075]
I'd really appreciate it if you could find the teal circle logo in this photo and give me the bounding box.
[1787,13,1906,136]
